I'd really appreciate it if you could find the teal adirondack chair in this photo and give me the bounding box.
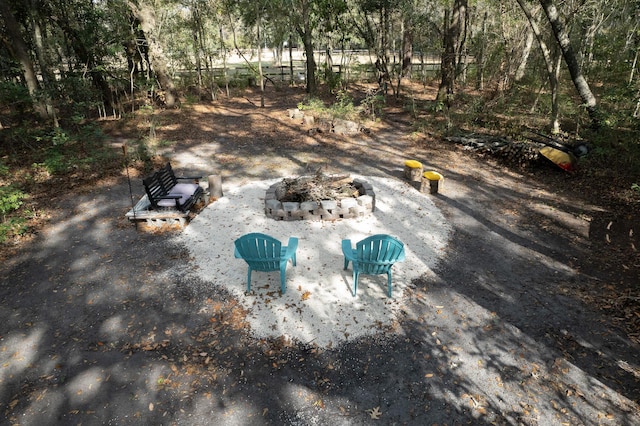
[234,233,298,294]
[342,234,406,297]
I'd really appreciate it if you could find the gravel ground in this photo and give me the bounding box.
[1,108,639,425]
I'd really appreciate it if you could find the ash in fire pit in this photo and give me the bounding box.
[265,173,375,221]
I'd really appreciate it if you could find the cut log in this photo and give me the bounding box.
[208,174,223,199]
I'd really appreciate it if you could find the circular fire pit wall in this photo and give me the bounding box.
[265,178,376,221]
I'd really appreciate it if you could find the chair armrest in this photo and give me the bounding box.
[341,239,354,260]
[397,248,406,262]
[176,175,205,181]
[284,237,298,258]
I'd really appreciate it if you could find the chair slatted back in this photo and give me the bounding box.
[234,233,282,272]
[356,235,404,275]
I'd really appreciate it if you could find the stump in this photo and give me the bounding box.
[403,160,423,182]
[208,175,223,200]
[421,171,443,195]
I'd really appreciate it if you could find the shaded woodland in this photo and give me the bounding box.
[1,2,640,423]
[1,0,639,242]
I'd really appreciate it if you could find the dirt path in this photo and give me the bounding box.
[1,90,639,425]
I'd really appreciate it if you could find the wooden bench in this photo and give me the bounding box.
[126,163,204,227]
[143,162,204,212]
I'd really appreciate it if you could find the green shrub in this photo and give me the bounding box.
[332,90,356,119]
[0,82,32,119]
[0,217,28,243]
[0,185,25,217]
[360,88,385,120]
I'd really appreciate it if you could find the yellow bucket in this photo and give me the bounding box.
[423,171,443,194]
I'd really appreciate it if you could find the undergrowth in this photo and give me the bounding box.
[0,123,121,244]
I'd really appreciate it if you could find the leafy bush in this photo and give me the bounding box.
[321,64,342,92]
[0,82,32,120]
[35,149,69,175]
[332,90,356,119]
[298,97,331,120]
[360,88,385,120]
[298,91,360,121]
[0,185,25,218]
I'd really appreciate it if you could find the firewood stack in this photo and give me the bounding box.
[279,172,359,203]
[445,134,544,167]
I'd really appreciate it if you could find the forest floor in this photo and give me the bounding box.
[1,83,639,424]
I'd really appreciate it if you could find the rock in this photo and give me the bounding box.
[287,108,304,120]
[333,118,359,135]
[303,115,315,126]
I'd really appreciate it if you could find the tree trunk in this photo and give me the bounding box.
[475,11,487,90]
[437,0,466,102]
[127,1,178,107]
[256,8,265,107]
[0,1,48,119]
[289,33,294,85]
[515,29,534,82]
[192,7,203,89]
[516,0,561,132]
[395,10,413,98]
[302,31,317,94]
[455,0,468,83]
[538,0,600,128]
[438,9,455,102]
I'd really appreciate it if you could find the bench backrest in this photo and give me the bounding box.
[142,163,179,209]
[156,163,179,191]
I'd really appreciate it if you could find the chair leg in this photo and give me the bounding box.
[343,258,350,270]
[387,271,393,297]
[247,268,252,293]
[280,264,287,294]
[352,271,359,297]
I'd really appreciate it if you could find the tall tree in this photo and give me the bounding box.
[516,0,562,132]
[394,0,414,97]
[437,0,467,102]
[47,1,116,111]
[538,0,600,128]
[285,0,346,94]
[126,0,179,107]
[0,1,48,119]
[288,0,318,94]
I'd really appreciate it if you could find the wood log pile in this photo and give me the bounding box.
[445,134,545,167]
[278,172,359,202]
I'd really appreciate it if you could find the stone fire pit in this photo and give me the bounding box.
[264,174,376,221]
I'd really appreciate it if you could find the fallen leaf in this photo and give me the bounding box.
[367,406,382,419]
